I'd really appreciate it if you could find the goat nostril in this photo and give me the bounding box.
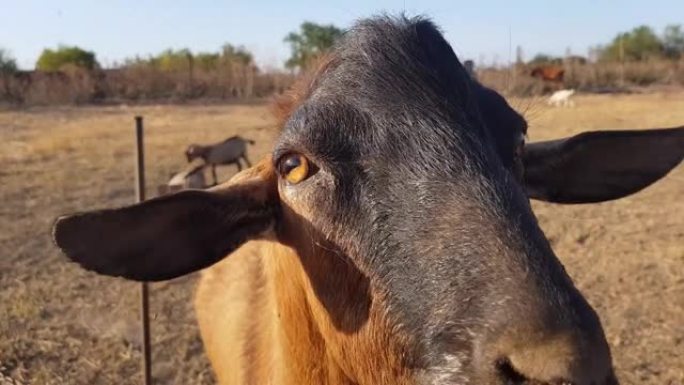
[496,358,527,384]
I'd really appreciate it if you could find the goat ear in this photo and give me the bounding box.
[523,127,684,203]
[52,158,277,281]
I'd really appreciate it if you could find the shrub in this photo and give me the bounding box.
[36,46,99,72]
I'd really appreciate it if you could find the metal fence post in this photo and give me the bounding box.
[135,116,152,385]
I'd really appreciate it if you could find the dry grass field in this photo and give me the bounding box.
[1,91,683,384]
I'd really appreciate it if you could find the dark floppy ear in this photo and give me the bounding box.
[52,158,277,281]
[523,126,684,203]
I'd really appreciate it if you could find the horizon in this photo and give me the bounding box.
[2,0,682,70]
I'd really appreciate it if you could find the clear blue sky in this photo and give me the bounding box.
[2,0,682,70]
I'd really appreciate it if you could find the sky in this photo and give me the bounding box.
[1,0,682,70]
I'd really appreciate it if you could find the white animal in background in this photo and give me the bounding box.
[548,89,576,107]
[168,164,206,189]
[158,163,207,196]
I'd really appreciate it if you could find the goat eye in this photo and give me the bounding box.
[278,154,310,184]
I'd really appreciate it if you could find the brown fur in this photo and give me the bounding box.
[195,227,412,385]
[195,161,413,384]
[530,65,565,83]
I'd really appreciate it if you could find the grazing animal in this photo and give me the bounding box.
[53,16,684,385]
[185,136,255,185]
[548,89,576,107]
[531,64,565,83]
[157,163,207,196]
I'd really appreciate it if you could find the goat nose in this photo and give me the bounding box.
[493,331,616,385]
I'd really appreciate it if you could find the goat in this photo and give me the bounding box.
[53,16,684,385]
[548,89,576,107]
[157,163,206,196]
[185,136,255,185]
[530,65,565,83]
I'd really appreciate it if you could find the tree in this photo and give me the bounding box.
[221,44,253,66]
[36,45,98,71]
[284,22,343,70]
[528,54,562,66]
[599,25,663,61]
[663,24,684,59]
[0,48,18,73]
[218,44,257,98]
[194,52,220,71]
[153,48,193,72]
[138,46,253,73]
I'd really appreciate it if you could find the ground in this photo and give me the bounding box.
[0,92,682,384]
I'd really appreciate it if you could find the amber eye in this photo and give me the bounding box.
[278,153,310,184]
